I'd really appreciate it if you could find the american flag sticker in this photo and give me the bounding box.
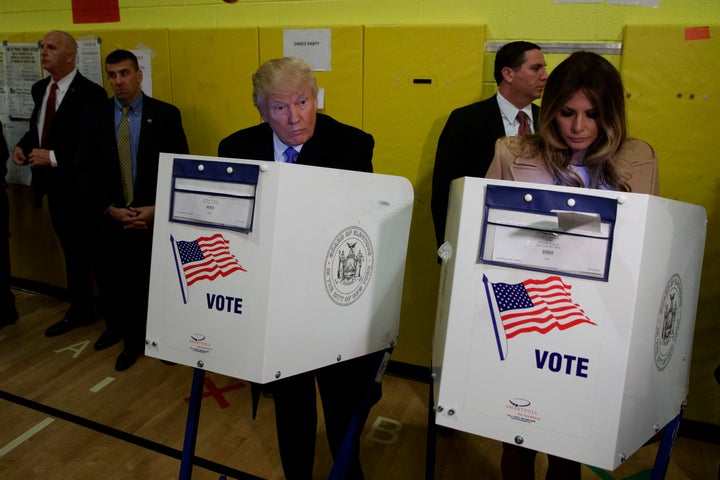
[483,274,595,360]
[171,233,246,304]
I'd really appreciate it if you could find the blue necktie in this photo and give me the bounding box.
[284,146,298,164]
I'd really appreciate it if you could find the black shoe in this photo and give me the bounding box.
[115,350,140,371]
[44,316,91,337]
[94,330,123,351]
[435,425,455,437]
[0,307,19,329]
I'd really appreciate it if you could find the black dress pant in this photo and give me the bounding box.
[0,184,15,318]
[270,350,384,480]
[94,219,152,353]
[46,181,95,322]
[501,442,581,480]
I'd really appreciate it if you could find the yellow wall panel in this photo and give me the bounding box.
[168,28,259,156]
[160,7,218,28]
[2,0,720,42]
[364,25,486,366]
[258,26,365,129]
[1,32,24,42]
[8,187,66,288]
[24,30,94,44]
[214,6,280,29]
[622,24,720,423]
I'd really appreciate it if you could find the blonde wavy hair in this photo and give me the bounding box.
[252,57,319,109]
[518,51,631,191]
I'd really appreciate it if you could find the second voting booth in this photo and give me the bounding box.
[432,178,706,470]
[146,153,414,383]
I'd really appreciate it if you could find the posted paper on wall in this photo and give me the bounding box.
[3,43,41,119]
[283,29,332,71]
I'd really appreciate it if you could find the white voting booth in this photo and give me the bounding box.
[432,177,706,470]
[146,153,413,384]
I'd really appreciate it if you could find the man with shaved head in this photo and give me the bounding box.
[13,30,107,336]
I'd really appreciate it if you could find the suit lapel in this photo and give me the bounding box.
[252,124,276,161]
[488,96,507,139]
[54,76,82,121]
[138,94,152,156]
[294,114,327,166]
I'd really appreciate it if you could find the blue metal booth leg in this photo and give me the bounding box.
[179,367,207,480]
[425,370,437,480]
[650,411,682,480]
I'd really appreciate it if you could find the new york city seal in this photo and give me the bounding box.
[324,226,374,306]
[654,273,682,371]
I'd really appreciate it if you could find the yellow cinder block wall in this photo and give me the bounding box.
[2,1,718,427]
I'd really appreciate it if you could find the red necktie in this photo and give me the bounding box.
[516,111,531,136]
[41,82,58,148]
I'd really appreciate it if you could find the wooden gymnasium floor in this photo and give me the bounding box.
[1,289,718,480]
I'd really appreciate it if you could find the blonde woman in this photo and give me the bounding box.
[486,51,659,479]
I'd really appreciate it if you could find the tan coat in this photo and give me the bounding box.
[485,136,660,195]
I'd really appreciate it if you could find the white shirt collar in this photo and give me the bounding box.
[496,92,534,136]
[52,68,78,94]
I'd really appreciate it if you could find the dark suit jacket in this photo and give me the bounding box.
[218,112,375,418]
[17,72,107,207]
[430,95,540,248]
[77,94,189,218]
[218,113,374,173]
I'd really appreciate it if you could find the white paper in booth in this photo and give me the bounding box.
[553,210,602,233]
[484,208,611,278]
[171,177,256,230]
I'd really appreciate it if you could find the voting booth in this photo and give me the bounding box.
[146,153,414,384]
[432,178,706,470]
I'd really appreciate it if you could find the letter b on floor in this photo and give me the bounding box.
[365,416,401,444]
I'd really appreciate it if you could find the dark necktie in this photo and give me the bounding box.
[284,146,298,164]
[517,110,531,136]
[118,105,133,206]
[41,83,58,148]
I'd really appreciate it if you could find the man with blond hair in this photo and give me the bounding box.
[219,57,378,480]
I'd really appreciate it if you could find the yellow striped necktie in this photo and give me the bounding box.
[118,105,133,206]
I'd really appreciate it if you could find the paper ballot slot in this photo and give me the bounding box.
[479,184,616,281]
[433,178,706,470]
[147,154,414,384]
[170,158,259,232]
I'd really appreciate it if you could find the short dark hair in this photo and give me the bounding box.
[105,49,139,70]
[493,41,542,85]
